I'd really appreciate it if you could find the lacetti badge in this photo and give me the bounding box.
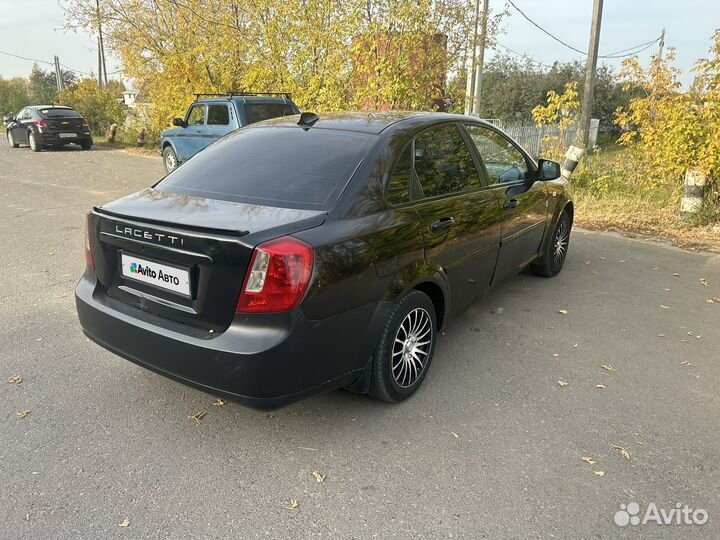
[115,224,184,246]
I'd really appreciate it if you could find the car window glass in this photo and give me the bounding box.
[386,143,412,205]
[465,125,529,184]
[40,108,81,118]
[413,125,481,198]
[187,105,207,126]
[243,103,296,125]
[207,104,229,126]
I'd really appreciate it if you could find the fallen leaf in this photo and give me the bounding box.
[680,361,696,367]
[618,260,626,263]
[594,471,605,477]
[558,309,568,314]
[707,297,720,304]
[25,513,30,521]
[599,256,606,260]
[212,398,226,407]
[552,353,559,357]
[16,410,30,418]
[188,411,206,423]
[580,456,596,465]
[699,278,710,287]
[660,305,670,309]
[451,432,459,439]
[611,444,631,460]
[672,272,680,277]
[312,471,326,483]
[119,518,130,527]
[595,384,605,389]
[657,333,665,337]
[558,380,568,387]
[663,288,671,291]
[600,364,616,372]
[285,498,299,510]
[6,374,22,384]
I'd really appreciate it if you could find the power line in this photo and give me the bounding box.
[0,49,53,66]
[495,42,556,69]
[506,0,661,59]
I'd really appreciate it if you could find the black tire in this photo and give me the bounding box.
[369,290,437,402]
[162,145,179,173]
[81,141,93,150]
[531,210,572,277]
[28,131,42,152]
[7,130,18,148]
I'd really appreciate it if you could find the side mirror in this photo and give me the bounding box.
[538,159,561,181]
[3,115,15,124]
[172,118,187,128]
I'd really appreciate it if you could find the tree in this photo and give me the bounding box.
[0,77,29,116]
[531,81,580,160]
[26,64,77,105]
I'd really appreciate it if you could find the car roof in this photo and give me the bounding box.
[247,111,495,134]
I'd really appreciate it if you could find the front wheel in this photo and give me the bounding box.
[28,131,42,152]
[162,145,179,173]
[531,210,572,277]
[369,290,437,402]
[7,130,18,148]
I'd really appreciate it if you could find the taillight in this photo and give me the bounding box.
[236,236,314,313]
[82,119,89,128]
[34,120,48,128]
[85,214,95,270]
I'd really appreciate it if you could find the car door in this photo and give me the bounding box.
[463,124,549,285]
[175,103,208,161]
[408,123,503,314]
[12,108,29,144]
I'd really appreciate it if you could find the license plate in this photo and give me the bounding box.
[59,133,77,138]
[120,253,191,296]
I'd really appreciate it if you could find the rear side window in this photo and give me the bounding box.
[157,127,376,210]
[386,143,412,206]
[207,104,229,125]
[243,103,296,125]
[39,108,80,118]
[413,125,481,198]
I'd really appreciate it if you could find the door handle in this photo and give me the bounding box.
[430,217,455,234]
[503,198,519,210]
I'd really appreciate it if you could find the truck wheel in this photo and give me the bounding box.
[163,146,179,173]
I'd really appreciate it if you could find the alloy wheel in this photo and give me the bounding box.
[553,219,569,269]
[29,133,38,151]
[391,307,433,388]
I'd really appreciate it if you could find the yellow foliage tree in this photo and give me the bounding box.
[531,81,580,161]
[57,79,125,134]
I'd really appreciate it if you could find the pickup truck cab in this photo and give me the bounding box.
[160,93,299,173]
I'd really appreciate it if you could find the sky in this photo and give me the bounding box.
[0,0,717,88]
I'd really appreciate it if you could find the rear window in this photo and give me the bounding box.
[157,127,376,210]
[40,108,80,118]
[243,103,296,125]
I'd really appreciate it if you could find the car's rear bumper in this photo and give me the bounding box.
[39,131,92,144]
[75,275,390,409]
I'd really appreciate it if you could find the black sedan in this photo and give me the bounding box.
[5,105,93,151]
[75,111,573,409]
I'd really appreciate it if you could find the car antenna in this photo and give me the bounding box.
[297,112,319,130]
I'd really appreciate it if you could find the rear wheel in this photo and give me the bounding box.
[369,290,437,402]
[81,141,92,150]
[7,130,18,148]
[163,145,179,173]
[28,131,41,152]
[531,210,571,277]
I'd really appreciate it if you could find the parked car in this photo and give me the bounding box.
[159,92,300,173]
[76,111,572,409]
[4,105,92,151]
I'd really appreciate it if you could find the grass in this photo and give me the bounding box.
[93,134,160,157]
[569,143,720,252]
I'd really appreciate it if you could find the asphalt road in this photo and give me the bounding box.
[1,142,719,540]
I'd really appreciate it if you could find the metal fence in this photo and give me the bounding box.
[478,118,599,158]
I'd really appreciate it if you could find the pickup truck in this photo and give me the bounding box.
[160,93,299,173]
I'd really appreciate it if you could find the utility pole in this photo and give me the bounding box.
[53,56,64,92]
[657,28,665,59]
[96,0,107,87]
[471,0,489,116]
[576,0,603,148]
[464,0,481,115]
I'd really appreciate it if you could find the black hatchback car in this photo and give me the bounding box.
[76,112,573,409]
[5,105,93,151]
